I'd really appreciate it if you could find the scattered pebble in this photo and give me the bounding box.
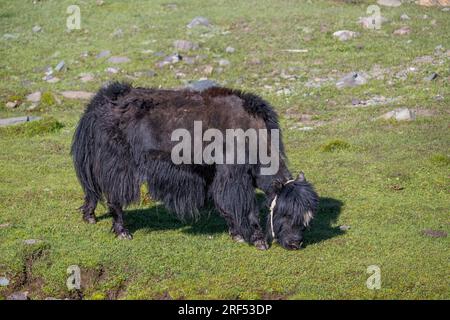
[106,67,119,74]
[377,0,401,7]
[333,30,359,41]
[60,91,94,100]
[400,14,410,20]
[393,26,411,36]
[339,225,351,231]
[0,116,42,127]
[0,277,10,287]
[23,239,39,245]
[32,25,42,33]
[187,16,211,29]
[108,56,130,64]
[7,292,29,300]
[26,91,42,103]
[156,53,182,68]
[336,72,368,89]
[218,59,230,67]
[225,46,235,53]
[96,50,111,59]
[276,88,292,96]
[79,73,94,82]
[379,108,416,121]
[421,229,447,238]
[173,40,199,51]
[424,72,439,81]
[5,101,18,109]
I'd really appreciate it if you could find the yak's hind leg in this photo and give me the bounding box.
[211,165,268,250]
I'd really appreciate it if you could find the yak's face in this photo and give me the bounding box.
[269,172,319,250]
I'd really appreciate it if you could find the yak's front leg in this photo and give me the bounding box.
[108,203,132,240]
[212,166,268,250]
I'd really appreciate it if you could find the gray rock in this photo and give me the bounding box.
[23,239,40,245]
[186,80,219,92]
[339,225,351,231]
[393,26,411,36]
[377,0,401,7]
[424,72,439,81]
[32,25,42,33]
[218,59,230,67]
[3,33,19,40]
[379,108,416,121]
[7,292,29,300]
[46,76,60,83]
[187,16,211,29]
[0,117,41,127]
[26,91,42,103]
[96,50,111,59]
[336,72,368,89]
[400,14,410,21]
[5,101,18,109]
[333,30,358,41]
[55,61,65,72]
[225,46,235,53]
[112,28,124,38]
[0,277,9,286]
[156,53,182,68]
[414,55,434,64]
[61,91,94,100]
[173,40,199,51]
[108,56,130,64]
[106,67,119,74]
[79,73,94,82]
[0,223,12,228]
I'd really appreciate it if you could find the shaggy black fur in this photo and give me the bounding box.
[71,82,318,249]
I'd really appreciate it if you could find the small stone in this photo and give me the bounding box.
[379,108,416,121]
[225,46,235,53]
[276,88,292,96]
[96,0,104,5]
[218,59,230,67]
[46,77,60,83]
[400,14,410,20]
[186,80,219,92]
[112,28,124,38]
[333,30,358,41]
[96,50,111,59]
[7,292,29,300]
[421,229,447,238]
[60,91,94,100]
[108,56,130,64]
[424,72,439,81]
[336,72,368,89]
[377,0,401,7]
[187,16,211,29]
[106,67,119,74]
[0,116,41,127]
[27,103,39,111]
[248,57,262,65]
[3,33,18,40]
[0,223,12,228]
[393,26,411,36]
[339,225,351,231]
[0,277,9,286]
[414,55,434,64]
[23,239,39,245]
[26,91,41,103]
[173,40,199,51]
[32,25,42,33]
[55,61,65,72]
[79,73,94,82]
[5,101,18,109]
[203,65,214,75]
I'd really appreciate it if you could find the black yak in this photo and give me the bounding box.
[71,82,318,250]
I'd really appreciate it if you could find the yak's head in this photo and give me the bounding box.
[268,172,319,250]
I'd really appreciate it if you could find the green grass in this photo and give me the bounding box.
[0,0,449,299]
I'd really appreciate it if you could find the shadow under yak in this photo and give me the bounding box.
[96,196,344,247]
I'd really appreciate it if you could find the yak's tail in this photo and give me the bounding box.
[71,111,102,202]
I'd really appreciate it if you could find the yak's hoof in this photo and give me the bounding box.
[231,234,245,243]
[116,231,133,240]
[82,215,96,224]
[254,240,269,250]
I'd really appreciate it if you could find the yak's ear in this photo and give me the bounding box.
[272,179,283,193]
[297,171,305,182]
